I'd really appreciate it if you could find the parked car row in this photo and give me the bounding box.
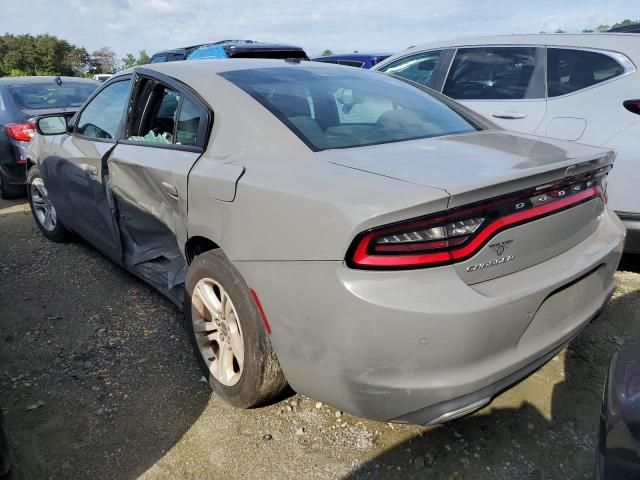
[0,30,637,437]
[372,34,640,254]
[25,53,624,429]
[0,76,98,198]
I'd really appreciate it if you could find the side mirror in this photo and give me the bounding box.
[36,115,68,135]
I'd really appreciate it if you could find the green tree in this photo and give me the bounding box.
[320,49,333,56]
[121,53,137,69]
[90,47,117,74]
[611,19,635,29]
[120,49,151,70]
[0,33,91,77]
[137,49,150,65]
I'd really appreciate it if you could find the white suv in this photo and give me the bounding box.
[374,34,640,253]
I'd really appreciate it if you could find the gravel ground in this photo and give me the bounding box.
[1,197,640,480]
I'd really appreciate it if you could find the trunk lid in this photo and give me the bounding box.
[329,130,614,284]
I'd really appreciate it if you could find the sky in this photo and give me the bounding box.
[1,0,637,59]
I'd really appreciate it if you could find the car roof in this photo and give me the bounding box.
[0,76,98,85]
[154,40,305,58]
[133,57,337,77]
[392,33,640,54]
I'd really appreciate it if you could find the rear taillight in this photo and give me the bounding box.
[624,99,640,115]
[347,168,609,270]
[5,122,36,142]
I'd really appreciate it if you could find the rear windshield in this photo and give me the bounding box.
[9,82,97,110]
[221,67,480,150]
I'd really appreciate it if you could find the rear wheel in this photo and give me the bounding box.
[27,166,70,242]
[184,249,287,408]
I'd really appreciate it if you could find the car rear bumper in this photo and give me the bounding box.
[0,138,29,186]
[0,162,27,186]
[235,207,625,423]
[616,212,640,254]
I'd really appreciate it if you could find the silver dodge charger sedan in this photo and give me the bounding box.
[26,59,625,424]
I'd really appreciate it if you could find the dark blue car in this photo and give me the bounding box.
[311,53,391,69]
[597,341,640,478]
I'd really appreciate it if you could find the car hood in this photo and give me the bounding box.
[321,130,614,207]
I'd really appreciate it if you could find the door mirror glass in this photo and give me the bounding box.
[336,88,356,107]
[37,115,67,135]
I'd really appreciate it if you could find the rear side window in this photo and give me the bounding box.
[9,82,97,109]
[379,50,445,89]
[444,47,539,100]
[547,48,626,97]
[221,66,480,151]
[175,98,203,146]
[126,78,206,148]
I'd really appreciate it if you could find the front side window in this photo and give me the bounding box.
[221,66,480,151]
[127,78,204,147]
[547,48,626,97]
[444,47,539,100]
[75,79,131,140]
[379,50,445,89]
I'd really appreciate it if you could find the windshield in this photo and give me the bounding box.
[9,82,97,110]
[221,67,480,150]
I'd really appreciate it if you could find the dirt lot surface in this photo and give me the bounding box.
[1,196,640,480]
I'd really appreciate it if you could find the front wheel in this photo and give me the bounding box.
[184,249,288,408]
[27,166,70,242]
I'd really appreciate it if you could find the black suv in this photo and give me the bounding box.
[149,40,308,63]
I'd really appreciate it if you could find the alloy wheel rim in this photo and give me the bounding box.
[30,178,57,232]
[191,278,244,386]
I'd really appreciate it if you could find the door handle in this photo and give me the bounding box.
[491,111,528,120]
[162,181,179,198]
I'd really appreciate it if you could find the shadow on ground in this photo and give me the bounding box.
[0,200,210,479]
[345,286,640,480]
[619,253,640,274]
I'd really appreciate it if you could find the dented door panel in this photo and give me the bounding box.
[107,143,202,303]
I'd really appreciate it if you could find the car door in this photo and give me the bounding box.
[47,77,132,261]
[534,46,638,215]
[106,70,211,301]
[442,46,547,133]
[534,47,633,143]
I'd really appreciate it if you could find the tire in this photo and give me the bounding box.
[0,411,10,477]
[0,170,23,199]
[26,165,71,242]
[184,249,288,408]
